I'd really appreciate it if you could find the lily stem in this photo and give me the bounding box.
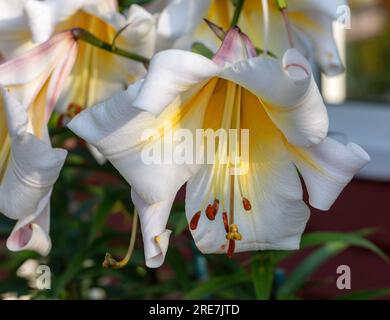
[71,28,150,67]
[230,0,246,27]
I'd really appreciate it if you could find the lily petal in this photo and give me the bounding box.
[289,0,347,20]
[133,49,221,116]
[131,189,174,268]
[0,90,67,256]
[0,89,67,220]
[294,12,344,76]
[221,49,328,147]
[68,79,215,204]
[0,31,75,87]
[289,137,370,211]
[25,0,104,43]
[7,197,52,256]
[157,0,211,50]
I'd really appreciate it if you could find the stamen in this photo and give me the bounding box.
[261,0,270,56]
[206,199,219,221]
[103,209,138,269]
[242,197,252,211]
[212,198,220,214]
[222,212,229,233]
[190,211,201,230]
[205,204,214,221]
[226,224,242,258]
[281,8,294,48]
[226,224,242,241]
[227,240,235,258]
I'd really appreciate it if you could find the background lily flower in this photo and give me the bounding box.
[0,89,67,256]
[68,27,369,268]
[0,0,156,114]
[153,0,347,76]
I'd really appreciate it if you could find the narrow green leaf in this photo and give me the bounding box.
[191,42,214,59]
[301,231,388,262]
[184,272,251,300]
[251,252,277,300]
[335,287,390,300]
[277,242,348,298]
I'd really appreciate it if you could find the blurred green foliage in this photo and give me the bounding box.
[347,1,390,101]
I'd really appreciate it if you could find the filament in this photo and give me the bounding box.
[261,0,270,56]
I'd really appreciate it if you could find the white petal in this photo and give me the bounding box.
[133,49,221,116]
[0,0,29,32]
[68,79,213,204]
[289,0,347,19]
[101,4,156,82]
[295,13,344,76]
[0,91,67,220]
[106,4,156,58]
[131,189,174,268]
[0,31,75,87]
[25,0,105,43]
[289,137,370,211]
[157,0,211,50]
[7,198,52,256]
[45,40,78,117]
[221,49,328,147]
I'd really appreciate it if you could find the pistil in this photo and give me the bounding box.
[103,209,138,269]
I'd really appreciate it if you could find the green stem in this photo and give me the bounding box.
[71,28,150,67]
[230,0,246,27]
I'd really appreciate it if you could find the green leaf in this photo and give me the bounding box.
[335,287,390,300]
[88,193,117,243]
[184,272,251,300]
[174,213,188,236]
[301,231,388,262]
[166,248,191,290]
[191,42,214,59]
[251,252,277,300]
[277,242,348,298]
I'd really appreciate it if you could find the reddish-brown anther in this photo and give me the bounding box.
[222,212,229,233]
[242,198,252,211]
[190,211,201,230]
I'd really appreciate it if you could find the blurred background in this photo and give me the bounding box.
[0,0,390,300]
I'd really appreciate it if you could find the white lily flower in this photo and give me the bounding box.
[68,27,369,268]
[0,88,67,255]
[0,32,73,256]
[154,0,347,76]
[0,0,156,113]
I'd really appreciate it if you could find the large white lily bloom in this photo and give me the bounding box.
[0,89,67,255]
[154,0,347,76]
[68,28,369,268]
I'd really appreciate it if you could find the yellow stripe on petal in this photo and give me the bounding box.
[288,12,323,33]
[0,100,10,182]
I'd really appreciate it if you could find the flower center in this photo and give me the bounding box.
[190,79,254,258]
